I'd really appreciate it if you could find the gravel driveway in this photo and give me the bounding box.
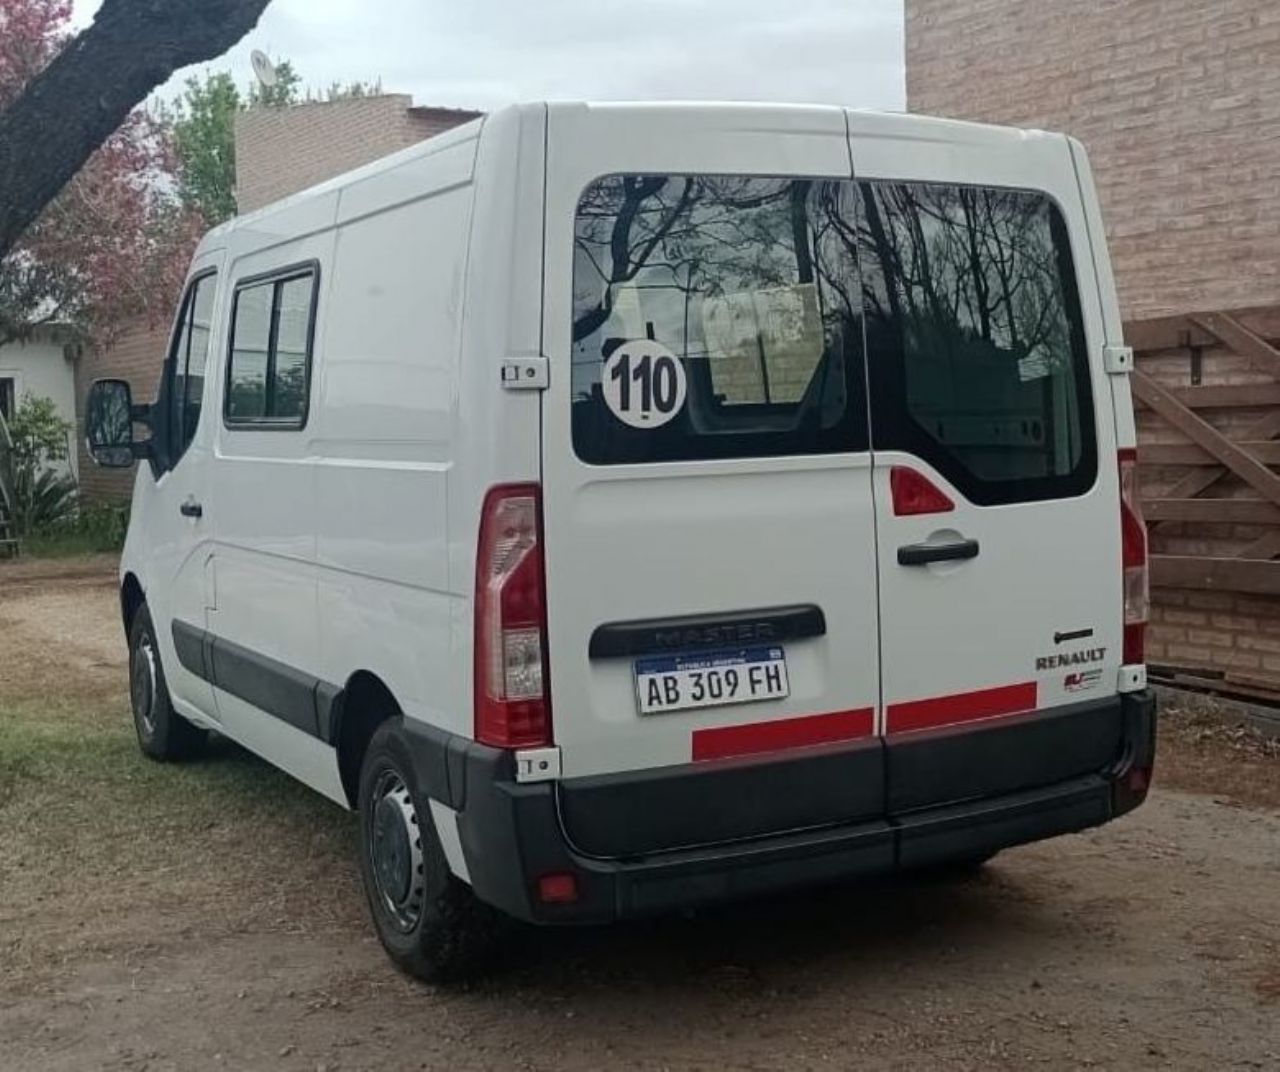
[1,559,1277,1071]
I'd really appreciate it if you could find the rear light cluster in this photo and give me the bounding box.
[474,484,552,748]
[1118,449,1149,664]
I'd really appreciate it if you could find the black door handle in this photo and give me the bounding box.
[179,500,203,519]
[897,538,979,566]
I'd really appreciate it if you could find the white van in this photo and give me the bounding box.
[85,102,1156,981]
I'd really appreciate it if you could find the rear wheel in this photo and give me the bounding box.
[128,604,206,761]
[356,720,502,983]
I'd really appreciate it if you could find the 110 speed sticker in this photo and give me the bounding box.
[602,339,687,429]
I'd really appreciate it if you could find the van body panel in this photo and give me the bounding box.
[448,104,548,740]
[312,137,482,741]
[846,114,1124,744]
[139,247,226,727]
[539,102,881,780]
[207,229,334,760]
[1068,136,1138,451]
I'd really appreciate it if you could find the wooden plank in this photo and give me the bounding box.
[1132,371,1280,506]
[1150,409,1280,506]
[1143,498,1280,524]
[1151,554,1280,593]
[1134,383,1280,410]
[1126,303,1280,353]
[1190,311,1280,378]
[1236,531,1280,560]
[1140,440,1280,466]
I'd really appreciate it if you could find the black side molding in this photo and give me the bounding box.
[170,620,341,744]
[589,604,826,660]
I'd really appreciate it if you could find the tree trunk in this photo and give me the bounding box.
[0,0,273,259]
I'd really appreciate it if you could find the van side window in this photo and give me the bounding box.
[858,181,1096,505]
[167,271,217,460]
[571,176,868,464]
[225,265,318,428]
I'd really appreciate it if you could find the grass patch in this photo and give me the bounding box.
[18,528,122,557]
[0,694,361,990]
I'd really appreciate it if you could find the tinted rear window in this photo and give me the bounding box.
[569,175,1095,501]
[571,175,869,464]
[858,181,1096,504]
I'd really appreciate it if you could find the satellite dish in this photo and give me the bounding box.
[250,50,277,88]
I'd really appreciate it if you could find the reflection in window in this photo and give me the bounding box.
[225,269,316,426]
[273,276,312,420]
[227,282,272,421]
[571,175,866,464]
[170,272,217,454]
[858,182,1094,502]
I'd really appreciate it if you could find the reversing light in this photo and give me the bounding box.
[474,484,552,748]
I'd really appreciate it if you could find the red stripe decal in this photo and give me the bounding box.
[692,708,875,762]
[887,682,1038,735]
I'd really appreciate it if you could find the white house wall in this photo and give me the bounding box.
[0,333,79,481]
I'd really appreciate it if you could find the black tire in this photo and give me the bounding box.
[356,720,502,983]
[127,604,206,761]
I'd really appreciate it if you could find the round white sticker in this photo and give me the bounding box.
[601,339,687,429]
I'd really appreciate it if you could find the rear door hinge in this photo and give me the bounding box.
[1103,344,1134,375]
[501,356,549,390]
[514,746,561,783]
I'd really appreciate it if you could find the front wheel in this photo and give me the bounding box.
[128,604,206,761]
[356,720,502,983]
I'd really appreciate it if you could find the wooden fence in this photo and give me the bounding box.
[1130,304,1280,701]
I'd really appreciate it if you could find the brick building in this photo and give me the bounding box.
[907,2,1280,697]
[234,96,480,213]
[906,0,1280,321]
[76,94,480,497]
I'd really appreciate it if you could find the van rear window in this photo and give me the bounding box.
[570,176,869,464]
[858,182,1096,504]
[570,175,1095,499]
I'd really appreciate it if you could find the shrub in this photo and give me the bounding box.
[3,394,77,535]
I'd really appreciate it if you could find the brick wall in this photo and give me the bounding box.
[905,0,1280,321]
[234,96,481,212]
[74,315,167,503]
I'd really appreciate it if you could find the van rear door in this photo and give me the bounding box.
[846,114,1125,816]
[539,104,882,808]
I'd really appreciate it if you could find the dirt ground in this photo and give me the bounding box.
[1,559,1279,1071]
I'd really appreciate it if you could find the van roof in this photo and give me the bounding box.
[198,101,1067,259]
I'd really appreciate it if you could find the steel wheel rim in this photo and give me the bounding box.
[130,630,158,737]
[368,769,426,933]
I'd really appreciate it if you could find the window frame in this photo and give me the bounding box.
[856,178,1098,507]
[168,268,219,461]
[222,260,321,431]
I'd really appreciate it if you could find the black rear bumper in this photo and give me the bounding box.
[405,690,1157,925]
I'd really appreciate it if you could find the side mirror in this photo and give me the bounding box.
[85,379,142,468]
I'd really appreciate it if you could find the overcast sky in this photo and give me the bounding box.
[71,0,905,112]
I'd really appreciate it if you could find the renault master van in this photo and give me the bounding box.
[85,102,1157,982]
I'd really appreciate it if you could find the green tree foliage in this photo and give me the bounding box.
[166,59,382,230]
[246,58,302,108]
[166,72,242,228]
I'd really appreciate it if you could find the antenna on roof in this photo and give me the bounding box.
[250,49,278,89]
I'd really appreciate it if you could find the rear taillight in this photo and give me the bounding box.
[474,484,551,749]
[1118,448,1148,664]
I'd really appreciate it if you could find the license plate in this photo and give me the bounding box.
[634,647,789,715]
